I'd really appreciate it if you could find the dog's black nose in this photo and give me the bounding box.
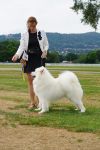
[32,75,36,79]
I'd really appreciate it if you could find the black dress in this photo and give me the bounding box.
[23,31,45,73]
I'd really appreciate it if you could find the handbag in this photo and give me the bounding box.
[20,51,28,66]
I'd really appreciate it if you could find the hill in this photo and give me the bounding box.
[0,32,100,53]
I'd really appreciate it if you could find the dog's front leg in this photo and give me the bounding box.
[39,100,49,114]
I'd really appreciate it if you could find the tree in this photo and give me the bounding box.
[47,51,60,63]
[65,53,78,61]
[96,50,100,61]
[72,0,100,30]
[78,54,87,63]
[0,40,19,62]
[86,51,97,63]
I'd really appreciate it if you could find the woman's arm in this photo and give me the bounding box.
[43,31,49,51]
[12,33,25,62]
[41,31,49,58]
[16,33,25,58]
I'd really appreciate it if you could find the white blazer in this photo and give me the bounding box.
[16,29,49,58]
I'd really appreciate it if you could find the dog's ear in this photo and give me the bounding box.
[31,72,36,77]
[40,68,44,74]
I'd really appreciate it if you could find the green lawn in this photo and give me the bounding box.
[0,64,100,133]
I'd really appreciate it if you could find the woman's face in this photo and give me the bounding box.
[28,22,37,30]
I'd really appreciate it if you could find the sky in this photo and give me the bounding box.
[0,0,100,35]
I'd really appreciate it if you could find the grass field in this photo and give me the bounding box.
[0,64,100,134]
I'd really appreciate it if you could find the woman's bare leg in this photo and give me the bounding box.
[26,73,38,108]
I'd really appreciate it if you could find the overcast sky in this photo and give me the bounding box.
[0,0,100,35]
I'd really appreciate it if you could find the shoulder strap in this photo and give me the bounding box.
[38,30,42,40]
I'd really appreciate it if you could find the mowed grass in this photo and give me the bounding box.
[0,64,100,133]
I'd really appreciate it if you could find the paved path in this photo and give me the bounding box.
[0,68,100,74]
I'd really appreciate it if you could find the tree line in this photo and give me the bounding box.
[0,40,100,63]
[47,50,100,64]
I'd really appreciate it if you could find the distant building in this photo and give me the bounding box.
[62,60,72,64]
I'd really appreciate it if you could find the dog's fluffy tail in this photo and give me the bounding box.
[59,71,79,83]
[58,71,83,93]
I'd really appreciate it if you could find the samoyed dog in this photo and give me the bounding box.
[32,66,86,114]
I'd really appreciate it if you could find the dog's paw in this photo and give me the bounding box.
[35,108,41,111]
[38,110,47,114]
[75,108,79,111]
[38,111,44,114]
[80,108,86,113]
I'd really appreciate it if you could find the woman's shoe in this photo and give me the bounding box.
[28,103,37,109]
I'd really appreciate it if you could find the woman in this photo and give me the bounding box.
[12,16,49,108]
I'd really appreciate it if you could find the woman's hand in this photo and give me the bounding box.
[41,51,47,58]
[12,54,19,62]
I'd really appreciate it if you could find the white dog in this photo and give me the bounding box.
[32,66,86,114]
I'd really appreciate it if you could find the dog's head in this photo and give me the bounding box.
[31,66,46,79]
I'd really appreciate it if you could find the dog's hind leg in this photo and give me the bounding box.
[73,100,86,113]
[74,104,80,111]
[77,101,86,113]
[67,95,86,112]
